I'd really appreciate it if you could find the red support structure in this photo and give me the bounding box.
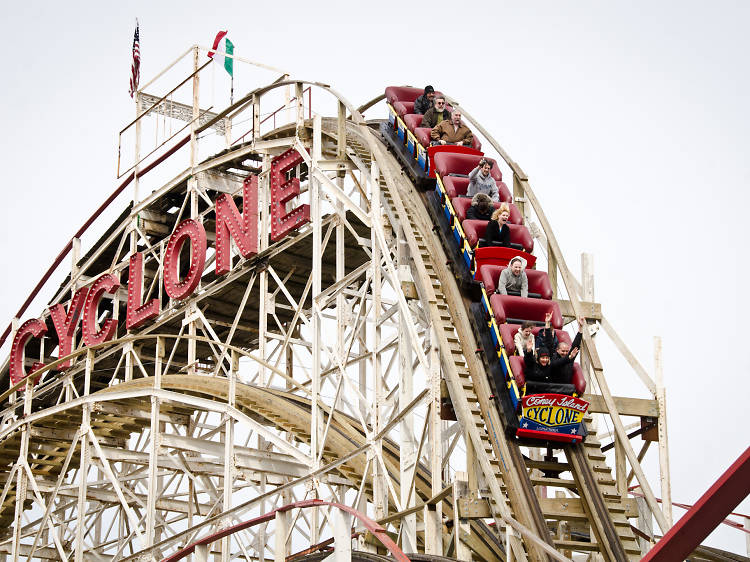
[641,446,750,562]
[161,499,411,562]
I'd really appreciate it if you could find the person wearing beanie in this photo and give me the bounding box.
[524,340,552,383]
[414,85,436,114]
[466,193,494,221]
[495,255,528,298]
[523,339,576,395]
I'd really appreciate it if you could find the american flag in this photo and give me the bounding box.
[128,21,140,98]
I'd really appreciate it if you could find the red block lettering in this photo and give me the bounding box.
[82,274,120,346]
[164,219,207,300]
[270,148,310,242]
[126,252,160,330]
[49,287,88,369]
[215,175,259,276]
[10,318,48,386]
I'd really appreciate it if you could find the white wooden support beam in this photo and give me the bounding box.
[253,94,260,144]
[333,508,352,562]
[655,336,673,527]
[580,253,594,389]
[295,82,304,134]
[195,543,209,562]
[337,102,347,160]
[221,350,238,562]
[636,496,654,555]
[293,140,371,228]
[146,336,164,548]
[74,349,94,562]
[452,472,472,561]
[426,326,443,556]
[190,46,200,169]
[11,377,32,562]
[309,114,324,546]
[274,509,289,562]
[397,225,417,554]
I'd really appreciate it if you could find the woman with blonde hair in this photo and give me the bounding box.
[482,202,511,247]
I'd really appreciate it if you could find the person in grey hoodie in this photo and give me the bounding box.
[495,256,528,298]
[467,158,499,201]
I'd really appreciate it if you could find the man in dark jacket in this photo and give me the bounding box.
[421,95,451,128]
[542,317,585,385]
[524,341,576,395]
[413,85,435,114]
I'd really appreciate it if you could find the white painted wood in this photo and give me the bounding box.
[655,336,673,527]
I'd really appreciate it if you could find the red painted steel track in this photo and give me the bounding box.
[160,499,411,562]
[641,446,750,562]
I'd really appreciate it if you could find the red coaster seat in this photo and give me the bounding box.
[478,264,551,297]
[451,198,523,225]
[461,220,534,252]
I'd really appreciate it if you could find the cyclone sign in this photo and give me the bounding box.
[517,394,589,441]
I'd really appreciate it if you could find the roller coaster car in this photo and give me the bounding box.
[508,356,589,443]
[384,86,590,444]
[383,88,484,183]
[470,302,588,443]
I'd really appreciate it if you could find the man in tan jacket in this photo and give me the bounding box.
[430,109,473,146]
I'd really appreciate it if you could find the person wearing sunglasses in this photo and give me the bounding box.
[421,95,452,129]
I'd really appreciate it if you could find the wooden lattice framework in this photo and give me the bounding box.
[0,46,685,562]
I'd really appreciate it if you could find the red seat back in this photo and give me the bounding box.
[489,294,562,328]
[510,355,585,395]
[478,264,550,298]
[442,177,511,202]
[461,221,534,252]
[404,114,423,131]
[433,153,502,181]
[498,323,571,356]
[474,246,536,273]
[393,101,415,118]
[451,198,523,225]
[509,355,527,388]
[385,86,423,105]
[571,363,586,395]
[415,128,432,148]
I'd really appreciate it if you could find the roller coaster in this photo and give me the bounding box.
[0,46,747,562]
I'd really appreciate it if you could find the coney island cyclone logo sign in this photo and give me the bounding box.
[520,394,589,435]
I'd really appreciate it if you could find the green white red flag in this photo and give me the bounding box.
[208,30,234,77]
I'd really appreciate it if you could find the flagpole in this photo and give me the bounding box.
[231,75,234,105]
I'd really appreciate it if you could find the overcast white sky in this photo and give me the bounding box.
[1,0,748,554]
